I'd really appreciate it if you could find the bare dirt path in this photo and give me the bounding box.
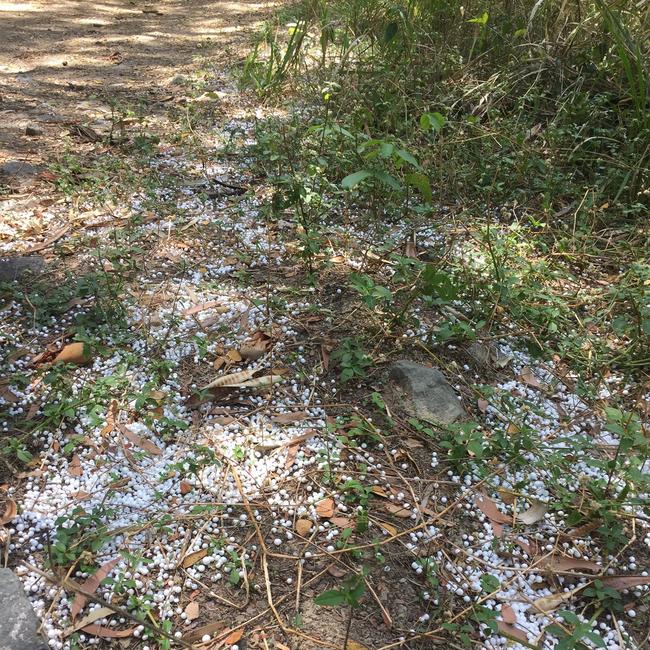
[0,0,274,190]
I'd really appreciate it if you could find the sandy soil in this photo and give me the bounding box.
[0,0,276,189]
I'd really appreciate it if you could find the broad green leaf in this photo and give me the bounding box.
[314,589,347,606]
[405,172,433,203]
[383,21,398,44]
[420,112,446,133]
[395,148,420,168]
[373,171,401,190]
[341,170,372,189]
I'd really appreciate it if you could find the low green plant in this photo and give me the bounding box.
[331,338,373,383]
[315,570,368,650]
[547,611,607,650]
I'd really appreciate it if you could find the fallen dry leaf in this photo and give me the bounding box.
[384,502,412,518]
[68,454,83,477]
[183,620,227,643]
[295,519,313,536]
[496,621,528,643]
[516,501,547,525]
[71,558,119,619]
[117,423,162,456]
[200,368,255,390]
[285,444,299,470]
[227,349,242,363]
[221,628,244,645]
[477,398,489,413]
[185,601,199,621]
[528,585,584,614]
[271,411,308,424]
[375,520,398,536]
[0,498,17,525]
[183,301,224,316]
[180,481,193,495]
[100,399,118,436]
[239,343,268,360]
[475,494,511,524]
[233,374,282,389]
[497,488,516,505]
[327,564,347,578]
[80,624,135,638]
[330,516,353,528]
[543,556,601,573]
[601,575,650,590]
[403,438,423,449]
[54,342,89,365]
[520,366,543,389]
[316,498,335,518]
[501,604,517,625]
[64,607,114,636]
[182,548,208,568]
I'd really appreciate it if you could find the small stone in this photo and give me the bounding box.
[0,256,44,282]
[25,125,43,136]
[389,360,465,425]
[0,569,48,650]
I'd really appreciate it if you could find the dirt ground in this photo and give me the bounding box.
[0,0,275,190]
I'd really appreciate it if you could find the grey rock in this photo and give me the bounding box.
[25,125,43,136]
[0,256,44,282]
[390,360,465,425]
[0,569,47,650]
[0,161,45,185]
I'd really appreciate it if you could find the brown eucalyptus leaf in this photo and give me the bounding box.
[182,548,208,568]
[64,607,114,636]
[272,411,308,424]
[475,494,510,524]
[232,374,282,389]
[55,342,89,365]
[200,369,255,390]
[501,604,517,625]
[81,624,135,638]
[183,301,222,316]
[384,502,412,518]
[330,516,352,528]
[543,556,601,573]
[601,575,650,590]
[117,423,162,456]
[528,586,583,614]
[496,621,528,643]
[375,520,397,536]
[71,558,119,619]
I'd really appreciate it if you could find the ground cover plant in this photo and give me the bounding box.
[0,1,648,650]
